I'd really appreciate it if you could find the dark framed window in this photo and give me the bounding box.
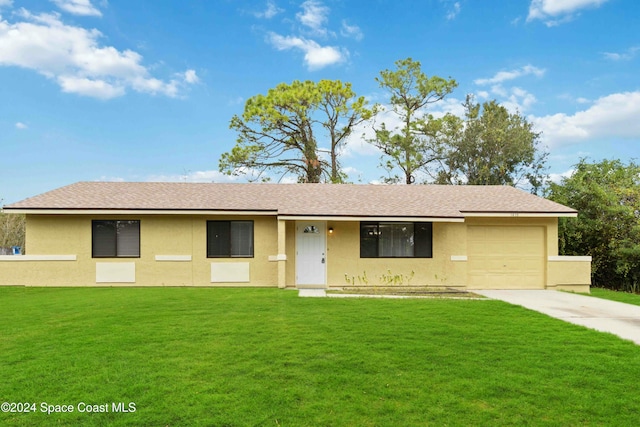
[92,220,140,258]
[207,221,254,258]
[360,222,432,258]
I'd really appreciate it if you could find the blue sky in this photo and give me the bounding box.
[1,0,638,203]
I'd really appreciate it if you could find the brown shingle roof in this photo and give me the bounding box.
[4,182,577,218]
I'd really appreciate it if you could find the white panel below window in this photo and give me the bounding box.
[211,262,250,283]
[96,262,136,283]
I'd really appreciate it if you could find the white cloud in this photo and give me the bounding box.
[182,69,199,84]
[343,131,380,158]
[297,0,330,36]
[445,1,461,20]
[490,84,508,97]
[531,91,640,147]
[548,168,575,184]
[558,93,591,104]
[96,175,125,182]
[264,0,357,70]
[15,122,27,129]
[502,87,537,112]
[475,65,546,85]
[527,0,609,26]
[341,166,360,175]
[439,0,461,20]
[602,46,640,61]
[147,170,242,183]
[342,110,389,158]
[340,20,363,41]
[51,0,102,17]
[58,75,125,99]
[133,76,180,97]
[146,168,287,183]
[0,10,197,99]
[0,0,13,8]
[474,65,544,112]
[253,0,283,19]
[427,97,467,118]
[267,32,345,70]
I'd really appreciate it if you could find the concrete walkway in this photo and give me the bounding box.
[298,288,326,297]
[476,290,640,345]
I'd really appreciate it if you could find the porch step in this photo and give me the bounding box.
[298,288,327,298]
[296,284,327,289]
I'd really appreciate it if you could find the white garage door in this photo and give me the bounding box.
[467,226,545,289]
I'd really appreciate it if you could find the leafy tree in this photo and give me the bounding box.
[0,207,25,253]
[370,58,457,184]
[220,80,375,183]
[547,159,640,292]
[434,96,548,193]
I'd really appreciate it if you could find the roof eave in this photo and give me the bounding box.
[461,211,578,218]
[2,208,279,216]
[277,214,465,222]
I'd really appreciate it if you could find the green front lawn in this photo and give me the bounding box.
[2,287,640,426]
[590,287,640,306]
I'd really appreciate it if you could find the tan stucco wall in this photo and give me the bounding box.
[547,258,592,293]
[284,221,296,288]
[0,214,279,287]
[325,221,468,287]
[324,217,572,289]
[0,214,591,290]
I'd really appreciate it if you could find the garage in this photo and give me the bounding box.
[467,225,545,289]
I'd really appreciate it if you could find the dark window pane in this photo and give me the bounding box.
[92,220,117,257]
[379,222,414,257]
[231,221,253,257]
[92,220,140,258]
[415,222,433,258]
[117,220,140,257]
[207,221,231,257]
[360,222,378,258]
[360,221,433,258]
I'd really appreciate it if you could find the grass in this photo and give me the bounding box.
[2,287,640,426]
[590,287,640,306]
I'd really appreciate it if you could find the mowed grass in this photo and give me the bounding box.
[590,287,640,306]
[2,288,640,426]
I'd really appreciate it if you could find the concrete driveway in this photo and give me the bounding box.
[475,290,640,345]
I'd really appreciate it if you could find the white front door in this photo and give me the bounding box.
[296,221,326,286]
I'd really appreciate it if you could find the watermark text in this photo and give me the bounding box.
[1,401,136,414]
